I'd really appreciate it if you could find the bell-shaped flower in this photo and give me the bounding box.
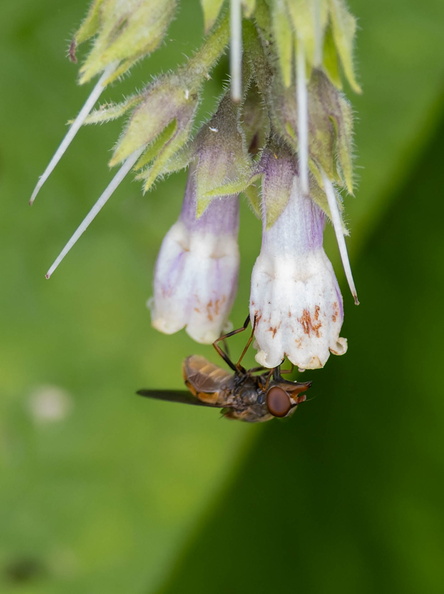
[250,146,348,370]
[150,168,240,344]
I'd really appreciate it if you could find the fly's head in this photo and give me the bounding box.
[222,370,311,423]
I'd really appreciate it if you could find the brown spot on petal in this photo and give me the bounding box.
[298,308,322,338]
[267,323,281,338]
[288,311,292,317]
[177,239,190,252]
[205,296,227,321]
[332,302,339,323]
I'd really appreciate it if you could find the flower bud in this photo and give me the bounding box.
[110,70,199,175]
[270,69,354,194]
[250,148,347,369]
[75,0,177,85]
[150,168,240,344]
[191,91,252,216]
[109,11,230,190]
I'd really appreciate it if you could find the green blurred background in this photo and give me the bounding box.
[1,0,444,592]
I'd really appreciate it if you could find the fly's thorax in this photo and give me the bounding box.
[230,376,309,422]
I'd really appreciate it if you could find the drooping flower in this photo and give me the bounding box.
[150,168,240,343]
[250,144,347,370]
[32,0,363,377]
[150,90,251,343]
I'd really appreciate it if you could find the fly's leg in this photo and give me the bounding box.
[213,314,252,373]
[279,363,295,376]
[247,366,268,374]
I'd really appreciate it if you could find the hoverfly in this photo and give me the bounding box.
[137,317,311,423]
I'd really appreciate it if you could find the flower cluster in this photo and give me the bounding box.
[32,0,360,370]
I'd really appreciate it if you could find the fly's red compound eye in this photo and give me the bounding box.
[266,386,291,417]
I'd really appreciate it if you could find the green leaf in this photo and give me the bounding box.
[159,100,444,594]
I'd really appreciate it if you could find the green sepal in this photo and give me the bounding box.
[200,170,260,198]
[270,70,354,193]
[264,186,292,229]
[109,80,197,166]
[322,23,342,90]
[327,0,361,93]
[200,0,225,34]
[134,121,178,171]
[242,0,257,17]
[252,0,271,34]
[271,0,294,88]
[329,104,354,194]
[308,71,354,190]
[76,0,177,85]
[157,144,194,176]
[309,169,348,234]
[244,179,262,218]
[242,19,272,95]
[241,80,269,155]
[137,122,194,193]
[80,95,142,125]
[284,0,328,71]
[75,0,104,45]
[311,174,330,215]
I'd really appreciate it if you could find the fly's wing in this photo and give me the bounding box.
[183,355,233,404]
[136,389,221,408]
[137,355,235,411]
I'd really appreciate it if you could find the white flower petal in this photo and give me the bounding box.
[250,249,346,369]
[151,219,239,344]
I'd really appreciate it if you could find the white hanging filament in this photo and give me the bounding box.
[45,147,144,279]
[296,41,309,196]
[30,62,118,205]
[321,169,359,304]
[230,0,242,102]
